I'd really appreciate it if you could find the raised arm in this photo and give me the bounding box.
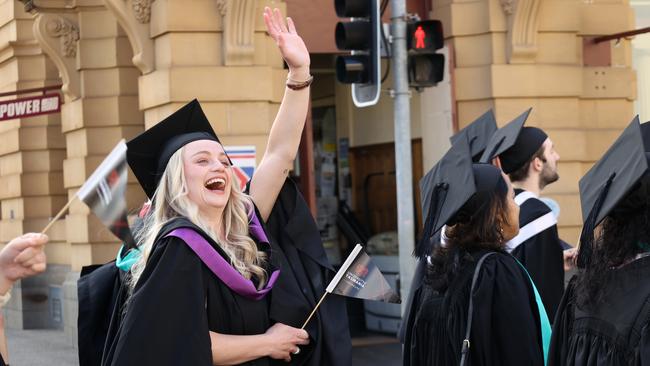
[249,7,311,221]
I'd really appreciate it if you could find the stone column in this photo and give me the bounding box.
[32,2,145,345]
[443,0,636,243]
[0,0,68,330]
[140,0,286,163]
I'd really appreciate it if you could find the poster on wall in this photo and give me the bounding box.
[224,145,256,189]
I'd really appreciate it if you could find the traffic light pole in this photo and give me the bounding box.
[390,0,417,313]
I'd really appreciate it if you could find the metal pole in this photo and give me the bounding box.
[390,0,416,313]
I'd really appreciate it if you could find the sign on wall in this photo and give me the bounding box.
[0,93,61,122]
[224,145,256,189]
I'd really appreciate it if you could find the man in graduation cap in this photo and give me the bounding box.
[549,117,650,365]
[399,109,498,343]
[480,108,565,320]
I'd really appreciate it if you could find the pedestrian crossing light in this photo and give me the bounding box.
[334,0,381,107]
[407,20,445,88]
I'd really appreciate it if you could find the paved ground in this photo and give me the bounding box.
[4,328,402,366]
[6,329,78,366]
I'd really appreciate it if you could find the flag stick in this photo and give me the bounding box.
[41,196,77,234]
[301,292,329,329]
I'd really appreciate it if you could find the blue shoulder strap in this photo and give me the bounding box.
[514,258,552,365]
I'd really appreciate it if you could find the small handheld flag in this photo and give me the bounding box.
[76,140,136,250]
[41,140,136,251]
[301,244,400,329]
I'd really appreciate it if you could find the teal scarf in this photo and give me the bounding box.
[116,245,141,272]
[515,259,552,365]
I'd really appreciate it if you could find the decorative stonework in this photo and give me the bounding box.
[131,0,152,23]
[105,0,155,74]
[45,17,79,58]
[503,0,541,63]
[222,0,256,65]
[34,14,81,100]
[500,0,515,15]
[216,0,228,16]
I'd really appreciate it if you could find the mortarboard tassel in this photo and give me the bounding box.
[577,173,616,269]
[414,183,449,259]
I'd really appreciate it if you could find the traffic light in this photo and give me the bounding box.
[334,0,381,107]
[407,20,445,88]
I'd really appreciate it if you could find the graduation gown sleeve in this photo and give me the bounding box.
[640,321,650,365]
[107,236,211,366]
[264,179,352,366]
[469,253,544,365]
[547,278,574,366]
[511,198,565,320]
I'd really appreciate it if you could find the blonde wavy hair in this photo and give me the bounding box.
[129,147,268,290]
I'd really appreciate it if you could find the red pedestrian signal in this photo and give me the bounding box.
[415,26,426,49]
[408,20,443,53]
[407,20,445,88]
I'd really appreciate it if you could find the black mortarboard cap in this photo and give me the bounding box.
[415,137,475,258]
[450,109,498,162]
[127,99,223,198]
[577,116,648,267]
[479,108,532,164]
[641,121,650,151]
[499,127,548,174]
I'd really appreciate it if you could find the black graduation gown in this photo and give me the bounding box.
[78,179,350,366]
[102,218,272,366]
[264,179,352,366]
[398,258,426,344]
[77,261,129,366]
[511,189,565,320]
[405,250,545,366]
[399,232,443,344]
[549,256,650,366]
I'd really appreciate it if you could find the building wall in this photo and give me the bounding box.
[0,0,286,340]
[0,0,640,341]
[0,0,69,329]
[436,0,637,243]
[632,0,650,121]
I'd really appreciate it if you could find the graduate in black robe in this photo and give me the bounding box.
[77,10,340,364]
[102,217,274,366]
[399,109,497,343]
[79,179,351,366]
[549,117,650,366]
[481,108,564,320]
[509,188,564,319]
[404,136,550,366]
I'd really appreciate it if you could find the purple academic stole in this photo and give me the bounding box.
[165,218,279,301]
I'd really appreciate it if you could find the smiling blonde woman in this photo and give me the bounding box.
[98,8,330,366]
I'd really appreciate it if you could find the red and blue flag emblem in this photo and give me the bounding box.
[224,146,256,189]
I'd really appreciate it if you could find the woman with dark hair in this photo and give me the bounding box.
[404,138,550,366]
[548,119,650,366]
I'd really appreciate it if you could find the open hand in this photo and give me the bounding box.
[263,7,310,73]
